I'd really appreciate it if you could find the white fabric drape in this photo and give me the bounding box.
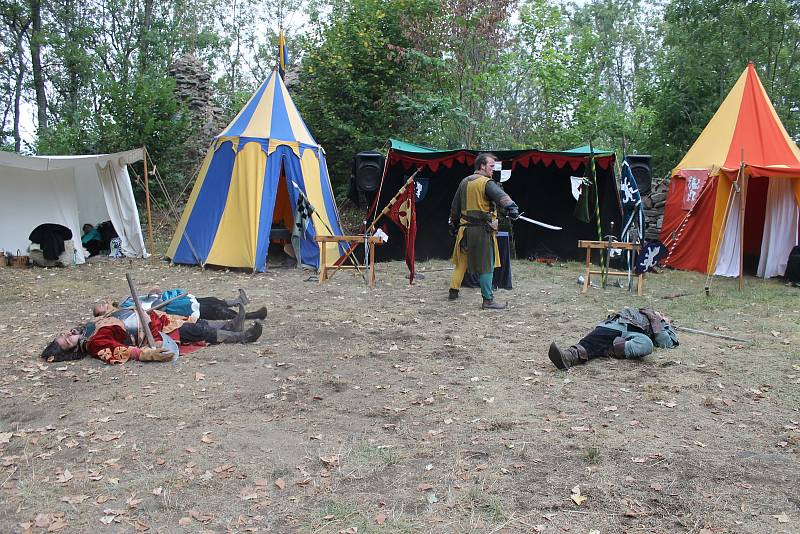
[757,178,799,278]
[0,150,147,262]
[0,166,88,263]
[96,160,148,258]
[714,192,742,277]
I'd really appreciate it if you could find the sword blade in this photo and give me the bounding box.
[516,215,562,230]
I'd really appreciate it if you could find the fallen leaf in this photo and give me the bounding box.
[57,469,73,483]
[417,483,433,491]
[188,509,213,523]
[61,495,89,505]
[426,492,438,504]
[240,492,258,501]
[0,432,12,444]
[178,517,191,526]
[650,482,663,492]
[48,520,67,532]
[274,478,286,490]
[319,455,341,467]
[374,512,387,525]
[99,516,116,525]
[200,434,214,444]
[570,485,587,505]
[773,512,790,523]
[34,514,52,528]
[195,372,205,381]
[212,463,234,473]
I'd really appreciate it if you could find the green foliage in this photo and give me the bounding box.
[2,0,800,203]
[642,0,800,176]
[295,0,438,183]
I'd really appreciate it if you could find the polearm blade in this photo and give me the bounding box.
[516,214,562,231]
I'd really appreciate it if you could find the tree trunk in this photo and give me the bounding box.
[140,0,153,71]
[13,28,27,151]
[63,0,80,125]
[29,0,47,132]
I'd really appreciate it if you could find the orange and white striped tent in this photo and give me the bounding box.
[660,63,800,278]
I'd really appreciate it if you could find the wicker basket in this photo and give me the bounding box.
[9,250,30,268]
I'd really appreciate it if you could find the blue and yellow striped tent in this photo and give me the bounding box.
[167,69,344,271]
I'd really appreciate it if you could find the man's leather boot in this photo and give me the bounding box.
[225,289,250,306]
[481,298,507,310]
[606,336,627,358]
[220,303,246,332]
[245,306,268,320]
[448,289,459,301]
[217,322,263,344]
[548,342,588,370]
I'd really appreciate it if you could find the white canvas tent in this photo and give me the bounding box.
[0,148,148,264]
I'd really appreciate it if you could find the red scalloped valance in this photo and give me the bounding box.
[388,149,613,175]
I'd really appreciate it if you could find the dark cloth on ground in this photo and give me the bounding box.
[196,297,237,320]
[29,223,73,260]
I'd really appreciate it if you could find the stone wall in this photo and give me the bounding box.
[642,179,669,241]
[169,54,226,167]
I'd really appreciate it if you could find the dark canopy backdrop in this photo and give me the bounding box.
[372,139,621,262]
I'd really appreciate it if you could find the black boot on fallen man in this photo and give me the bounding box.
[221,303,246,332]
[217,322,263,344]
[245,306,268,320]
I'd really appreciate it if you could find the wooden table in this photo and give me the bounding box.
[315,235,384,287]
[578,240,644,296]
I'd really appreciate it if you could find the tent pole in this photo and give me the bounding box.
[738,171,748,291]
[143,146,156,262]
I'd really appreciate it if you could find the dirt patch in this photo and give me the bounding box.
[0,259,798,533]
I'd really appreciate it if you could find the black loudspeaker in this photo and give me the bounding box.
[786,245,800,283]
[352,151,385,193]
[626,155,652,196]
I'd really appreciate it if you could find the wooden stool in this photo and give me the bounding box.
[578,240,644,296]
[315,235,384,287]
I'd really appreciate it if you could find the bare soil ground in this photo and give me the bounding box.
[0,258,798,534]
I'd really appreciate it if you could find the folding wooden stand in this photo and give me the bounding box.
[315,235,384,287]
[578,240,644,296]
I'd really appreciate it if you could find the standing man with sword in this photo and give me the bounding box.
[448,153,562,309]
